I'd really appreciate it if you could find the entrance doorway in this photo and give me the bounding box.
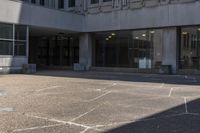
[29,35,79,69]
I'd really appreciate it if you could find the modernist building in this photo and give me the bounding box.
[0,0,200,74]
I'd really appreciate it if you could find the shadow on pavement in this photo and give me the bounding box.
[105,98,200,133]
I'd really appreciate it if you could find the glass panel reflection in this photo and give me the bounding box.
[180,27,200,69]
[93,29,163,69]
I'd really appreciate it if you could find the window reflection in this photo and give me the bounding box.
[0,23,13,39]
[0,23,27,56]
[180,27,200,69]
[0,41,13,55]
[93,29,163,69]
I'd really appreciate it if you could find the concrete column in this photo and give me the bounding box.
[79,33,92,70]
[162,27,177,74]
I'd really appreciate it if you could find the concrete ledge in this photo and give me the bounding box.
[91,67,160,74]
[178,69,200,75]
[0,66,22,74]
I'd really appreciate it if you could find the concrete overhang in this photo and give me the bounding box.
[1,0,200,33]
[0,0,85,32]
[85,1,200,32]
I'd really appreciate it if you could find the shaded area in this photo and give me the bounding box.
[105,99,200,133]
[32,70,200,86]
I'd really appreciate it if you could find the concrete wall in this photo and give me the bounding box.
[0,0,85,32]
[85,1,200,32]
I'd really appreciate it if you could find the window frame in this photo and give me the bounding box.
[0,23,28,57]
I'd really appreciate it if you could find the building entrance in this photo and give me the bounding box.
[29,35,79,69]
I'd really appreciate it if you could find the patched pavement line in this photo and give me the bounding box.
[168,88,174,97]
[70,103,104,122]
[12,124,64,133]
[70,107,97,122]
[85,91,112,102]
[35,86,61,92]
[184,97,188,113]
[25,114,101,132]
[101,82,117,91]
[0,108,14,112]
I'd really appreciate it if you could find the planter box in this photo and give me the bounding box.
[73,63,86,71]
[23,64,36,74]
[159,65,172,74]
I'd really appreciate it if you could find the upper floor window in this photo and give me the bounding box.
[58,0,64,9]
[68,0,75,7]
[91,0,99,4]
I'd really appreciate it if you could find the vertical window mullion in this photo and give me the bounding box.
[26,26,29,57]
[13,24,15,56]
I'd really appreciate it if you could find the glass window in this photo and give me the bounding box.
[15,25,26,40]
[40,0,45,6]
[91,0,99,4]
[0,23,13,39]
[14,25,27,56]
[103,0,112,2]
[68,0,75,7]
[0,41,13,55]
[14,41,26,56]
[31,0,36,4]
[93,29,163,69]
[58,0,64,9]
[180,27,200,69]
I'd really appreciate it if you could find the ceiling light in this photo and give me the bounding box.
[111,33,116,36]
[135,37,139,39]
[142,34,146,37]
[197,28,200,31]
[108,36,112,38]
[150,31,155,34]
[182,32,188,35]
[106,38,109,41]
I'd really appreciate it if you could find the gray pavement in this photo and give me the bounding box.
[0,70,200,133]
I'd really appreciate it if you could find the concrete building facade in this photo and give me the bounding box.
[0,0,200,74]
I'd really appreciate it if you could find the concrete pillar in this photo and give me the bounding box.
[79,33,92,70]
[162,27,177,74]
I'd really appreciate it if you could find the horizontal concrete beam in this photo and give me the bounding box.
[0,0,85,32]
[85,1,200,32]
[1,0,200,32]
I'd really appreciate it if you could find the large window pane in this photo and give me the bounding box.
[15,25,26,40]
[91,0,99,4]
[58,0,64,9]
[180,27,200,69]
[0,23,13,39]
[68,0,75,7]
[0,41,13,55]
[93,29,163,69]
[14,41,26,56]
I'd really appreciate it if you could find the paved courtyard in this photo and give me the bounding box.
[0,70,200,133]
